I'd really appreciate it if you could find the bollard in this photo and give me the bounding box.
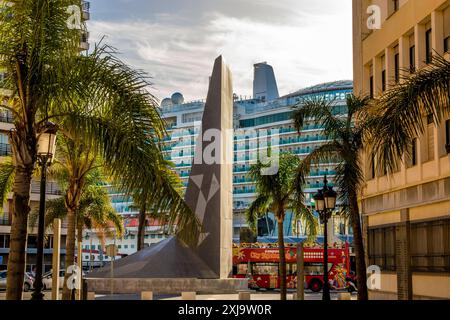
[82,280,88,300]
[87,292,96,300]
[238,291,251,300]
[337,292,351,300]
[141,291,154,300]
[181,292,196,300]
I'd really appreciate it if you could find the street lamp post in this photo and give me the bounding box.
[31,123,57,301]
[313,176,337,301]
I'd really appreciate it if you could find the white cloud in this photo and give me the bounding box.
[88,0,352,102]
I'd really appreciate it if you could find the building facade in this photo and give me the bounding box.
[353,0,450,299]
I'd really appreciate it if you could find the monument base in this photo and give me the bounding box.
[86,277,248,295]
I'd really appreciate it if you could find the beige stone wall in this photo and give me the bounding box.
[353,0,450,300]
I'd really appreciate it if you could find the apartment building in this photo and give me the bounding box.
[353,0,450,299]
[0,0,91,272]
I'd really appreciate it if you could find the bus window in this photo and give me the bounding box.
[288,263,297,275]
[253,263,278,276]
[304,263,334,275]
[236,264,248,275]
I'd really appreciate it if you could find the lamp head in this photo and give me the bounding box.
[37,122,58,163]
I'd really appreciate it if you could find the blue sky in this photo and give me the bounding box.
[88,0,353,102]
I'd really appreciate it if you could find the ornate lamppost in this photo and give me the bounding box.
[31,122,57,300]
[313,176,337,301]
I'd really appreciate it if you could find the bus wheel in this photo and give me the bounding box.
[309,279,322,293]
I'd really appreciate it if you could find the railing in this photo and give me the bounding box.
[0,216,10,226]
[0,112,14,123]
[233,187,256,194]
[82,0,90,12]
[30,181,62,195]
[233,177,253,184]
[0,143,12,156]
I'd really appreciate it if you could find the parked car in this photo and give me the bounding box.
[42,269,86,290]
[0,270,34,292]
[42,270,65,290]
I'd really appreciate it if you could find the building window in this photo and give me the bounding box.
[410,219,450,272]
[370,154,376,179]
[411,138,417,166]
[445,120,450,153]
[426,29,433,64]
[393,0,399,12]
[445,36,450,53]
[381,70,386,92]
[409,45,416,72]
[369,76,374,98]
[394,53,400,83]
[368,226,396,271]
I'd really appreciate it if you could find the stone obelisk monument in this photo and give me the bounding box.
[84,56,246,295]
[184,55,233,279]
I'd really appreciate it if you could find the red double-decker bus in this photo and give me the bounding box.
[232,243,351,292]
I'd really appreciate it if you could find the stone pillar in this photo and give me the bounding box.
[431,10,444,56]
[238,291,251,300]
[414,24,426,70]
[51,218,61,300]
[141,291,153,300]
[395,209,412,300]
[182,292,196,300]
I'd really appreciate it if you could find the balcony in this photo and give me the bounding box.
[233,187,256,195]
[0,111,14,124]
[82,1,90,21]
[79,32,90,51]
[30,181,62,196]
[0,215,10,226]
[233,166,250,173]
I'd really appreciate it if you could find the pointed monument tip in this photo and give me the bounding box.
[215,55,225,63]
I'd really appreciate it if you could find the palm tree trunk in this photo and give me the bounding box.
[277,215,287,300]
[137,202,146,251]
[349,191,368,300]
[62,206,76,300]
[6,166,33,300]
[62,180,83,300]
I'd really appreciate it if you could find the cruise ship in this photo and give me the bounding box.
[158,62,354,241]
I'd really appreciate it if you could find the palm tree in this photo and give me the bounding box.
[0,1,200,299]
[368,54,450,174]
[30,174,123,299]
[132,163,183,251]
[246,153,317,300]
[292,94,371,300]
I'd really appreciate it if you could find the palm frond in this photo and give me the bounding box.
[292,96,345,138]
[246,195,271,232]
[370,54,450,174]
